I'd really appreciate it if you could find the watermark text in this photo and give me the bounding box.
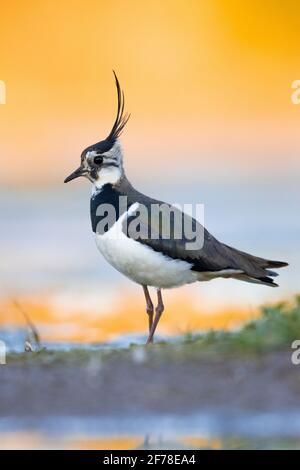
[94,198,205,251]
[0,81,6,104]
[0,340,6,365]
[291,80,300,104]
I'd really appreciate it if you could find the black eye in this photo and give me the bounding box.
[93,155,103,165]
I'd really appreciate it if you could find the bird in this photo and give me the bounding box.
[64,72,288,344]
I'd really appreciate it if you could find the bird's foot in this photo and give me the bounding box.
[145,335,154,345]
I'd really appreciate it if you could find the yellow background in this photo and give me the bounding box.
[0,0,300,185]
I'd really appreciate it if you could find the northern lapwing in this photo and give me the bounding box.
[64,72,288,344]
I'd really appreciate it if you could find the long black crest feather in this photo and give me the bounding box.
[87,72,130,154]
[107,71,130,141]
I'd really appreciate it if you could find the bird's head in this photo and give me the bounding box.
[64,72,130,188]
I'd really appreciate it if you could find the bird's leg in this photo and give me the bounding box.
[146,289,164,345]
[142,285,154,337]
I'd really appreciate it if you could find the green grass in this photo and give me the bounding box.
[180,295,300,355]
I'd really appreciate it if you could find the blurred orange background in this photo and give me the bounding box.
[0,0,300,185]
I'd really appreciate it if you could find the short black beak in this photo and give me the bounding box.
[64,166,86,183]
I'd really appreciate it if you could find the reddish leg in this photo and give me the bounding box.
[146,289,164,345]
[142,285,154,340]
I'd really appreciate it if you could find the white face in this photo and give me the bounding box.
[65,140,124,187]
[84,141,124,189]
[89,157,123,188]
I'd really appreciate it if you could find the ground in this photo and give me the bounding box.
[1,297,300,449]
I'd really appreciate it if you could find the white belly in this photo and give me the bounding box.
[94,205,198,289]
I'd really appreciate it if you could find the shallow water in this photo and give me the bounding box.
[1,332,300,450]
[1,413,300,450]
[0,326,167,353]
